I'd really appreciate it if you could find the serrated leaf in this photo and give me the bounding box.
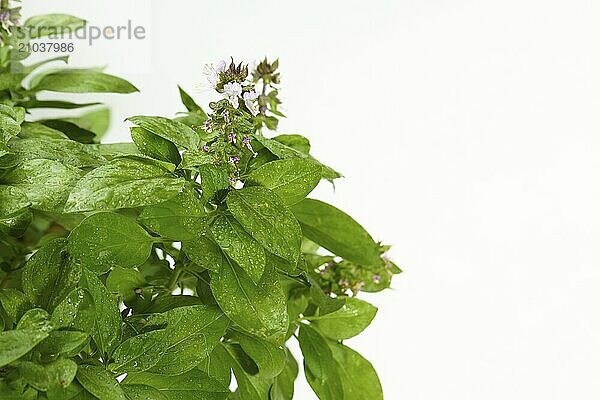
[68,212,155,275]
[22,237,81,311]
[247,158,321,205]
[34,69,138,94]
[292,199,382,266]
[210,213,265,283]
[227,186,302,265]
[127,116,199,150]
[311,297,377,340]
[64,157,185,213]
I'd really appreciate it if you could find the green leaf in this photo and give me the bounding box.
[79,269,122,357]
[0,289,31,325]
[178,86,203,114]
[269,347,298,400]
[292,199,382,266]
[22,238,81,311]
[0,104,23,153]
[24,14,86,39]
[34,69,138,93]
[123,369,230,400]
[210,213,265,283]
[210,257,288,342]
[36,330,89,357]
[254,134,341,181]
[329,341,383,400]
[138,188,206,241]
[18,122,69,140]
[0,309,52,367]
[51,288,95,334]
[127,116,200,150]
[273,134,311,154]
[109,329,166,374]
[122,384,168,400]
[182,235,225,273]
[224,344,274,400]
[247,158,321,205]
[179,149,214,170]
[0,185,32,237]
[39,119,96,144]
[7,137,106,167]
[47,381,96,400]
[197,344,232,387]
[131,127,182,165]
[1,159,82,212]
[297,326,343,400]
[106,267,148,305]
[17,358,78,391]
[311,297,377,340]
[111,305,228,375]
[233,331,286,379]
[227,186,302,265]
[18,100,100,110]
[76,364,127,400]
[198,164,228,202]
[68,212,155,275]
[62,108,111,138]
[146,305,228,375]
[64,157,185,213]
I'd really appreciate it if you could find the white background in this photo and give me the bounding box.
[26,1,600,398]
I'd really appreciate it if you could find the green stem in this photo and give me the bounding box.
[167,267,183,291]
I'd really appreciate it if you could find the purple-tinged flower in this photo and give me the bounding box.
[228,176,237,185]
[0,11,13,33]
[242,135,255,153]
[202,119,212,132]
[372,274,382,284]
[202,145,210,152]
[221,110,230,121]
[229,156,240,165]
[227,133,237,144]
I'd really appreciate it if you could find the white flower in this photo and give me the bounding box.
[203,60,227,89]
[223,81,242,108]
[243,90,260,116]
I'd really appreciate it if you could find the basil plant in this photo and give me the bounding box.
[0,3,401,399]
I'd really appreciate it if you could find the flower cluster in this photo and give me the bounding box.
[308,245,401,296]
[0,1,20,45]
[203,59,260,115]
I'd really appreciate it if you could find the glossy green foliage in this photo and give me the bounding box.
[0,10,399,397]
